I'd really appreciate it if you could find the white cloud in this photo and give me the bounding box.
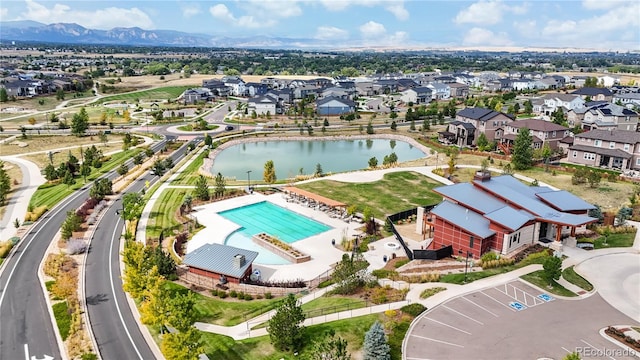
[359,21,386,38]
[462,27,513,46]
[581,0,629,10]
[320,0,409,20]
[209,4,235,23]
[209,4,276,29]
[512,19,537,37]
[181,4,201,18]
[18,0,154,29]
[0,8,7,18]
[315,26,349,41]
[244,0,302,18]
[454,0,529,25]
[209,1,299,29]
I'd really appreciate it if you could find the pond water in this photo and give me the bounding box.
[210,138,426,180]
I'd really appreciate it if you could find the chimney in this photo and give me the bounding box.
[473,170,492,182]
[233,254,246,269]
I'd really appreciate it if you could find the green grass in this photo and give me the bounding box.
[594,232,636,249]
[420,287,447,299]
[177,124,219,132]
[562,266,594,292]
[521,270,577,297]
[171,153,211,186]
[52,301,72,340]
[146,188,193,239]
[164,282,283,326]
[97,86,193,103]
[296,171,442,218]
[29,148,144,209]
[300,296,367,317]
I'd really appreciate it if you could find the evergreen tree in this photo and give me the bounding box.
[71,107,89,136]
[0,88,8,102]
[61,211,82,240]
[43,164,58,181]
[368,157,378,168]
[133,153,145,166]
[315,163,323,177]
[542,256,562,286]
[214,172,226,198]
[366,122,374,134]
[204,133,213,148]
[511,127,534,170]
[194,175,210,201]
[363,321,390,360]
[149,246,177,279]
[263,160,276,184]
[0,162,11,205]
[117,163,129,177]
[390,121,397,131]
[267,293,305,352]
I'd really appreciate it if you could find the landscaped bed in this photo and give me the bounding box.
[252,233,311,263]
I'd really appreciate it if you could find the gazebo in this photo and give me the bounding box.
[282,186,346,210]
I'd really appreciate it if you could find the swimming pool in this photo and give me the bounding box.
[219,201,332,265]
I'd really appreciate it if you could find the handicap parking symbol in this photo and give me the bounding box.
[509,301,527,311]
[537,293,554,302]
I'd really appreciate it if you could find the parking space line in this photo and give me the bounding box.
[425,317,473,335]
[461,296,499,317]
[480,290,517,312]
[410,334,465,348]
[581,339,616,360]
[442,305,484,325]
[561,346,573,353]
[497,283,544,307]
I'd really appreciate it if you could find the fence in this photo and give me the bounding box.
[386,205,438,260]
[413,245,453,260]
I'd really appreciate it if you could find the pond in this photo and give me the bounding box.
[210,138,426,180]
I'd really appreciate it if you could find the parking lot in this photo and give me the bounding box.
[404,280,639,360]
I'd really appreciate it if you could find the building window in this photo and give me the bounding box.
[594,140,601,147]
[572,151,577,158]
[609,142,615,149]
[552,131,556,137]
[624,143,630,151]
[583,153,595,160]
[637,158,640,165]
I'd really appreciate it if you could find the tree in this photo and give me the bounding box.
[305,330,351,360]
[133,153,145,166]
[0,162,10,205]
[117,163,129,177]
[61,211,82,241]
[315,163,323,177]
[194,175,210,201]
[0,88,8,102]
[363,321,390,360]
[165,291,198,332]
[122,240,153,299]
[366,122,374,134]
[90,178,112,201]
[447,148,458,176]
[368,157,378,168]
[267,293,305,352]
[204,133,213,148]
[122,192,145,221]
[390,121,397,131]
[409,119,416,131]
[140,266,170,332]
[524,100,533,114]
[389,111,398,120]
[542,256,562,287]
[71,107,89,136]
[511,127,533,170]
[62,169,76,186]
[332,252,369,294]
[160,328,203,360]
[214,172,226,198]
[43,164,58,181]
[587,170,602,188]
[263,160,276,184]
[476,133,489,151]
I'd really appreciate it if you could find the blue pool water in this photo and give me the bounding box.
[219,201,332,265]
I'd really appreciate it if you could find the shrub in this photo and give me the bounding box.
[81,353,98,360]
[0,241,14,258]
[210,289,218,297]
[398,273,440,283]
[371,269,398,279]
[229,290,237,298]
[420,287,447,299]
[394,259,410,268]
[372,287,388,304]
[244,294,253,301]
[384,309,397,318]
[256,294,263,299]
[24,205,48,222]
[595,225,636,234]
[401,303,427,316]
[480,252,498,263]
[264,292,273,299]
[481,258,515,269]
[219,292,228,299]
[66,239,87,255]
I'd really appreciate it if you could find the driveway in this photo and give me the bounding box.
[576,253,640,323]
[404,280,639,360]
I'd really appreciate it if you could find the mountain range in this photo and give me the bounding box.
[0,21,325,49]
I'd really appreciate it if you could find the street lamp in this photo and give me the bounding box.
[246,170,252,193]
[458,249,472,284]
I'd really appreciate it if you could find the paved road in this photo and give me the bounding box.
[85,140,193,360]
[0,184,91,360]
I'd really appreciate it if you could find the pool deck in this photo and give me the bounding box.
[189,192,363,282]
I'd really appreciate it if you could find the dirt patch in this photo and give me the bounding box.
[383,256,410,271]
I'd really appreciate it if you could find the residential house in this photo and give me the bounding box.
[581,103,638,131]
[266,88,294,105]
[571,87,613,101]
[453,73,480,87]
[355,81,378,97]
[321,86,353,100]
[448,83,469,98]
[397,78,419,91]
[182,244,258,284]
[223,77,246,96]
[293,84,320,100]
[426,174,596,259]
[245,82,268,97]
[484,79,511,92]
[316,96,356,116]
[400,87,432,105]
[439,121,477,147]
[568,129,640,170]
[181,88,213,104]
[539,93,585,117]
[373,79,399,94]
[502,119,569,150]
[426,82,450,100]
[433,76,457,84]
[248,95,279,115]
[597,75,619,87]
[454,107,514,144]
[202,79,231,97]
[511,78,537,91]
[614,93,640,108]
[540,75,567,89]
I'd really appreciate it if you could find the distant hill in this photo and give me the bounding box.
[0,21,321,49]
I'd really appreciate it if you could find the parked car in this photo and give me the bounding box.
[225,125,235,131]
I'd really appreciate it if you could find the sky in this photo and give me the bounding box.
[1,0,639,51]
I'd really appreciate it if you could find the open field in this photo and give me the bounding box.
[109,73,328,90]
[97,86,194,103]
[296,171,443,218]
[146,188,192,239]
[22,142,124,169]
[1,134,126,156]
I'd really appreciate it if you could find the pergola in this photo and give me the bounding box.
[282,186,346,209]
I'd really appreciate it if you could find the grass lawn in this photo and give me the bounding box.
[420,287,447,299]
[296,171,442,218]
[300,296,367,317]
[52,301,71,340]
[170,152,212,186]
[164,282,284,326]
[1,133,126,156]
[146,188,193,239]
[521,270,577,297]
[562,266,594,292]
[177,124,219,132]
[97,86,192,103]
[594,232,636,249]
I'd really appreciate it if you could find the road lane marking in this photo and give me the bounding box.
[561,346,573,353]
[425,317,472,335]
[442,305,484,325]
[461,296,499,317]
[24,343,29,360]
[480,290,516,311]
[410,334,464,348]
[108,216,144,360]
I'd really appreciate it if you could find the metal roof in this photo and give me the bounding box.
[183,244,258,279]
[484,207,535,231]
[536,190,596,211]
[569,144,633,159]
[434,183,505,214]
[431,200,495,239]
